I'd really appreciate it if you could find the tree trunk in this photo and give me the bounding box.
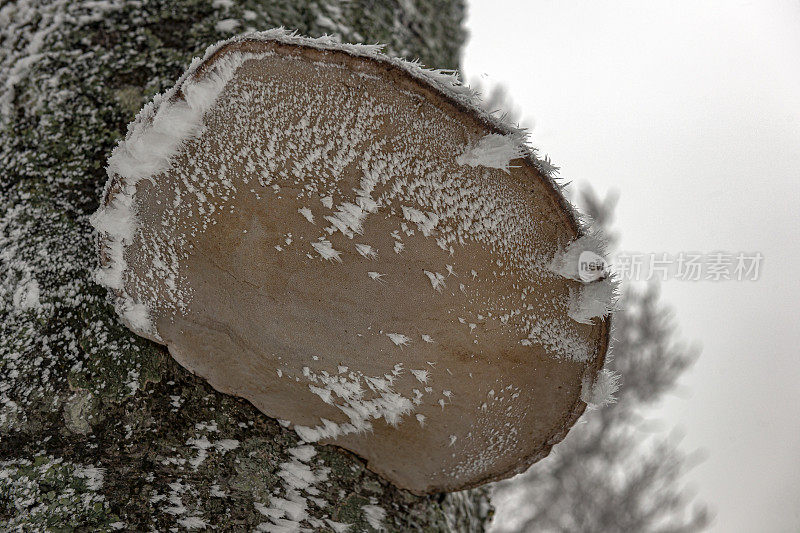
[0,1,492,530]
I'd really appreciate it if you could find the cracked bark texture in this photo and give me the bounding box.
[0,0,493,530]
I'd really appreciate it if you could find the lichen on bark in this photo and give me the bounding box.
[0,0,491,530]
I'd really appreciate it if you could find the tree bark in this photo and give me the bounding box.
[0,1,492,530]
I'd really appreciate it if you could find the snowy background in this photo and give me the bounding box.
[463,1,800,531]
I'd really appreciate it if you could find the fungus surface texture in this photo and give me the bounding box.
[93,30,614,494]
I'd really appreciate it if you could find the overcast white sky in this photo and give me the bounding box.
[463,1,800,531]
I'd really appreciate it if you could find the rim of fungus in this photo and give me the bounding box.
[96,31,612,493]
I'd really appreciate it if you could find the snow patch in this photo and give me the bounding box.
[177,516,208,529]
[355,243,377,259]
[288,445,316,463]
[290,364,423,442]
[367,271,385,282]
[456,133,526,172]
[254,444,338,531]
[423,270,445,292]
[401,206,439,237]
[215,18,240,32]
[12,277,41,311]
[311,239,342,262]
[74,465,105,491]
[387,333,410,346]
[361,504,387,531]
[410,369,429,383]
[325,202,368,238]
[326,519,352,532]
[118,299,154,336]
[297,207,314,223]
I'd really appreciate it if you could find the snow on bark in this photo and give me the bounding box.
[361,504,387,531]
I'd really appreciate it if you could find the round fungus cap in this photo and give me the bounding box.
[92,30,616,494]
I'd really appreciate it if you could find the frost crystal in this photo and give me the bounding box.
[311,239,342,262]
[424,270,446,292]
[568,278,618,324]
[581,368,621,407]
[387,333,410,346]
[297,207,315,223]
[456,133,526,172]
[549,235,607,281]
[355,243,377,259]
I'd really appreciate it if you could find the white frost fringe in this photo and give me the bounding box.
[550,233,618,324]
[581,368,621,408]
[568,278,618,324]
[455,132,527,172]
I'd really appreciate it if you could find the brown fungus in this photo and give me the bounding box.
[92,30,615,494]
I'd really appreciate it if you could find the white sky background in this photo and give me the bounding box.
[462,1,800,532]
